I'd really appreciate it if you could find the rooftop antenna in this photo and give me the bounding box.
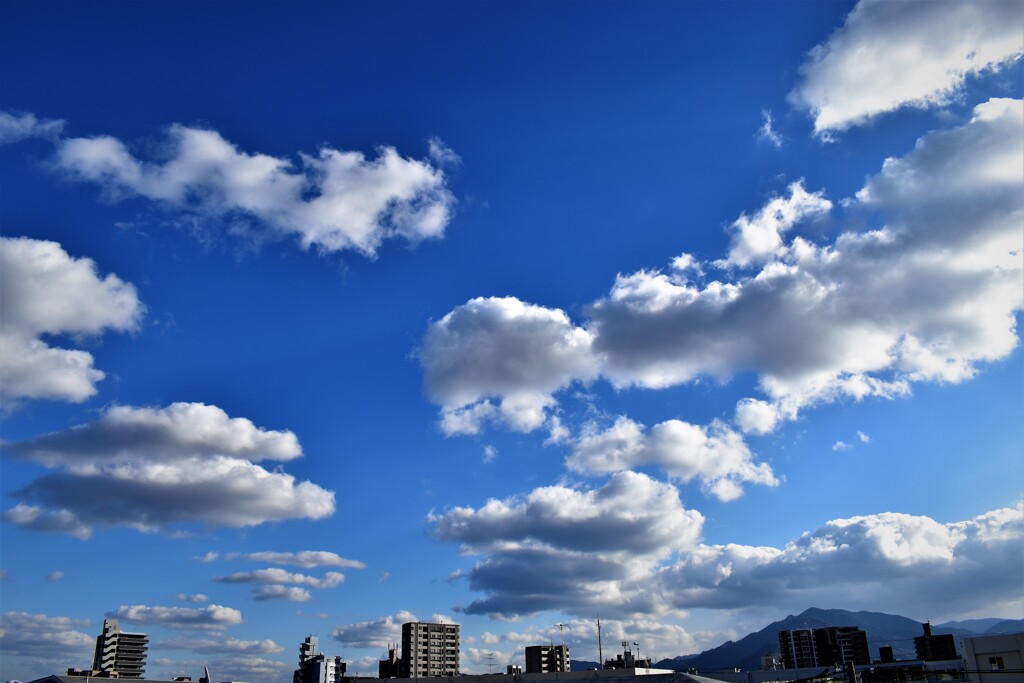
[596,617,603,668]
[486,652,496,674]
[555,623,571,649]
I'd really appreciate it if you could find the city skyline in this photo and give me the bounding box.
[1,1,1022,682]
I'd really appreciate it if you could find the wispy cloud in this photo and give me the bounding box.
[55,124,456,257]
[0,110,65,144]
[790,0,1024,135]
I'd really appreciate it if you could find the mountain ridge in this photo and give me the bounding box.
[653,607,1018,672]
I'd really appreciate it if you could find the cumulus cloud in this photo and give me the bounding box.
[331,611,417,648]
[654,504,1024,619]
[0,110,65,143]
[790,0,1024,135]
[108,604,243,630]
[3,503,93,539]
[0,611,93,658]
[214,568,345,589]
[157,636,284,654]
[252,585,311,602]
[2,402,335,537]
[240,550,366,569]
[567,417,777,501]
[434,489,1023,620]
[56,125,455,256]
[418,296,599,435]
[0,237,143,406]
[176,593,209,603]
[832,441,851,452]
[421,98,1023,440]
[432,471,704,617]
[715,182,831,269]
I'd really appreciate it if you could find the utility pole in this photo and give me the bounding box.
[596,617,603,669]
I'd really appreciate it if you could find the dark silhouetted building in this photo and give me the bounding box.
[914,622,958,661]
[526,645,570,673]
[380,644,401,679]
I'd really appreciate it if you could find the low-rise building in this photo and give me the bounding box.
[961,632,1024,683]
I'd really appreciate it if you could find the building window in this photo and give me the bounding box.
[989,656,1006,670]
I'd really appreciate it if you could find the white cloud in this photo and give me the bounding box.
[252,585,312,602]
[418,297,599,435]
[567,416,777,501]
[240,550,366,569]
[331,611,418,648]
[655,504,1024,619]
[434,493,1023,620]
[0,611,93,657]
[3,402,335,537]
[195,551,220,563]
[790,0,1024,135]
[755,109,784,148]
[428,137,461,167]
[857,431,871,443]
[0,110,65,143]
[2,503,93,540]
[483,445,499,463]
[715,181,831,269]
[832,441,851,452]
[46,571,64,581]
[56,124,455,256]
[214,568,345,589]
[432,471,704,617]
[419,101,1022,456]
[108,604,243,630]
[176,593,209,603]
[0,237,143,405]
[157,636,284,654]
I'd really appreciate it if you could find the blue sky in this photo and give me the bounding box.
[1,1,1022,681]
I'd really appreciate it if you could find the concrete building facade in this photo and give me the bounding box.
[777,627,869,669]
[293,635,345,683]
[401,622,460,677]
[525,645,570,673]
[961,632,1024,683]
[92,618,148,678]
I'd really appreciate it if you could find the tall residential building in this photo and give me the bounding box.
[778,627,869,669]
[914,622,958,661]
[92,618,148,678]
[294,635,346,683]
[401,621,460,677]
[525,645,570,673]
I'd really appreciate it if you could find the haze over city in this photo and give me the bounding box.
[1,1,1021,682]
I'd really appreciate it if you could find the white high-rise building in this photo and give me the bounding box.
[294,635,346,683]
[92,618,148,678]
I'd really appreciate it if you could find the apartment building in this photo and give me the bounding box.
[401,621,460,677]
